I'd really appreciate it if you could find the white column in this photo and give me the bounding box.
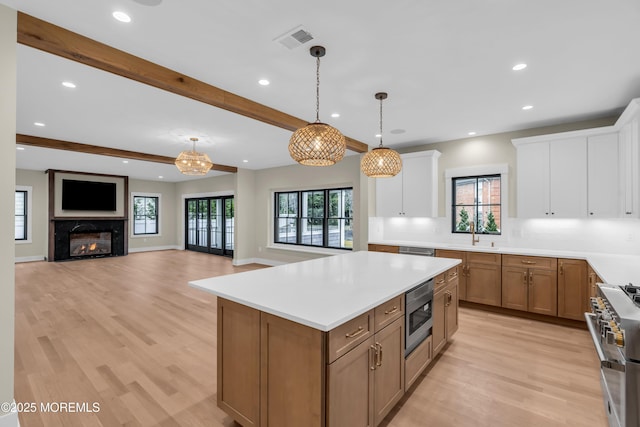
[0,4,17,427]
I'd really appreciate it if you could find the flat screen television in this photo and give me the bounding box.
[61,179,117,211]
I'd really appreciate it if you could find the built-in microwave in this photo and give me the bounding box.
[405,278,434,357]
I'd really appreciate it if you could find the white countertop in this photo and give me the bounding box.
[189,251,460,331]
[369,239,640,287]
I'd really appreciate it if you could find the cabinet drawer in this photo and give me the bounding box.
[374,294,404,332]
[502,254,557,270]
[467,252,501,265]
[434,273,447,293]
[435,249,464,260]
[446,266,460,282]
[327,310,374,363]
[405,335,432,391]
[368,244,400,254]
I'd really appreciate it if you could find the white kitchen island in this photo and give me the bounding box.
[190,251,460,427]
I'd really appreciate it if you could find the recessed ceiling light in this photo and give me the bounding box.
[512,63,527,71]
[331,113,340,118]
[375,133,382,138]
[158,176,163,179]
[62,81,76,88]
[122,160,129,164]
[34,122,45,127]
[522,105,533,110]
[242,159,249,163]
[16,147,25,151]
[468,131,476,136]
[112,11,131,23]
[258,79,270,86]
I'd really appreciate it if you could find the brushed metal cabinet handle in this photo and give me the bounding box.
[345,326,364,338]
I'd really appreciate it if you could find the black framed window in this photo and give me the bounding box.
[275,188,353,249]
[15,190,27,240]
[452,175,501,235]
[133,195,159,235]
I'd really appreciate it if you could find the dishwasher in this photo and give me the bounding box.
[399,246,436,356]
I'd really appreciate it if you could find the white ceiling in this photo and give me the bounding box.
[6,0,640,182]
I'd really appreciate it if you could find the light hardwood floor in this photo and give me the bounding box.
[14,250,607,427]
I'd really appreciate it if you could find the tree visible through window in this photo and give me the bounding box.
[275,188,353,249]
[133,195,159,235]
[452,175,501,234]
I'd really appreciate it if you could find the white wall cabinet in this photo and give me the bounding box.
[515,137,587,218]
[375,150,440,217]
[588,133,619,217]
[513,97,640,220]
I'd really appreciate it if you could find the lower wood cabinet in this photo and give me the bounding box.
[368,244,400,254]
[433,269,459,357]
[404,336,432,390]
[502,255,557,316]
[587,263,602,301]
[436,250,499,305]
[557,258,588,320]
[218,293,409,427]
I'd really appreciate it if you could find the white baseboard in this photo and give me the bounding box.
[0,401,20,427]
[15,256,45,263]
[233,257,284,267]
[128,245,181,254]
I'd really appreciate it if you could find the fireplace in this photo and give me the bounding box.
[52,219,126,261]
[69,231,112,258]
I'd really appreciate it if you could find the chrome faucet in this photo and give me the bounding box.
[470,222,480,246]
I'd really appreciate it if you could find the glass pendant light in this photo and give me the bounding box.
[360,92,402,177]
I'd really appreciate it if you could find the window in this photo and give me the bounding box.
[275,188,353,249]
[15,190,27,240]
[133,195,159,235]
[452,175,501,234]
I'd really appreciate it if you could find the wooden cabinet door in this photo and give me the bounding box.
[558,259,588,320]
[466,262,501,306]
[260,313,325,427]
[587,133,619,217]
[587,264,601,302]
[549,137,588,218]
[528,269,558,316]
[445,281,459,339]
[432,286,447,357]
[217,298,260,427]
[373,317,405,426]
[327,337,375,427]
[501,266,528,312]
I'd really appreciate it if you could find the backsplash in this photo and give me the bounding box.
[369,217,640,256]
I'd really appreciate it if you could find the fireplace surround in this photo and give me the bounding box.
[53,220,126,261]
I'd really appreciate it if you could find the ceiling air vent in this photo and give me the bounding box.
[274,25,314,50]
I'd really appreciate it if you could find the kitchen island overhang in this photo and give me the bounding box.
[189,251,461,427]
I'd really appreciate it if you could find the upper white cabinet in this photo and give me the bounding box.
[588,133,619,217]
[513,98,640,219]
[515,136,587,218]
[375,150,441,217]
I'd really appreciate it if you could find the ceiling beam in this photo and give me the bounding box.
[17,12,370,154]
[16,134,239,173]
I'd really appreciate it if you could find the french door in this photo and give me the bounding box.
[185,196,234,257]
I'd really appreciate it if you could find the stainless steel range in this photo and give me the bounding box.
[586,283,640,427]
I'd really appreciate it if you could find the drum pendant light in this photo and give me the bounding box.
[289,46,346,166]
[360,92,402,178]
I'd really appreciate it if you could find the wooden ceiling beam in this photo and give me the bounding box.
[16,134,238,173]
[17,12,369,154]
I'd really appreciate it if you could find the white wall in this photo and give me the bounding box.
[0,4,17,424]
[128,178,178,252]
[15,169,47,261]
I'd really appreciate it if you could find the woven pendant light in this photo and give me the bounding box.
[289,46,346,166]
[361,92,402,178]
[175,137,213,175]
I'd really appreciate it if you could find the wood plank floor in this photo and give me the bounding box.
[14,250,607,427]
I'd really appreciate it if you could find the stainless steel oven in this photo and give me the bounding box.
[405,279,434,356]
[585,283,640,427]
